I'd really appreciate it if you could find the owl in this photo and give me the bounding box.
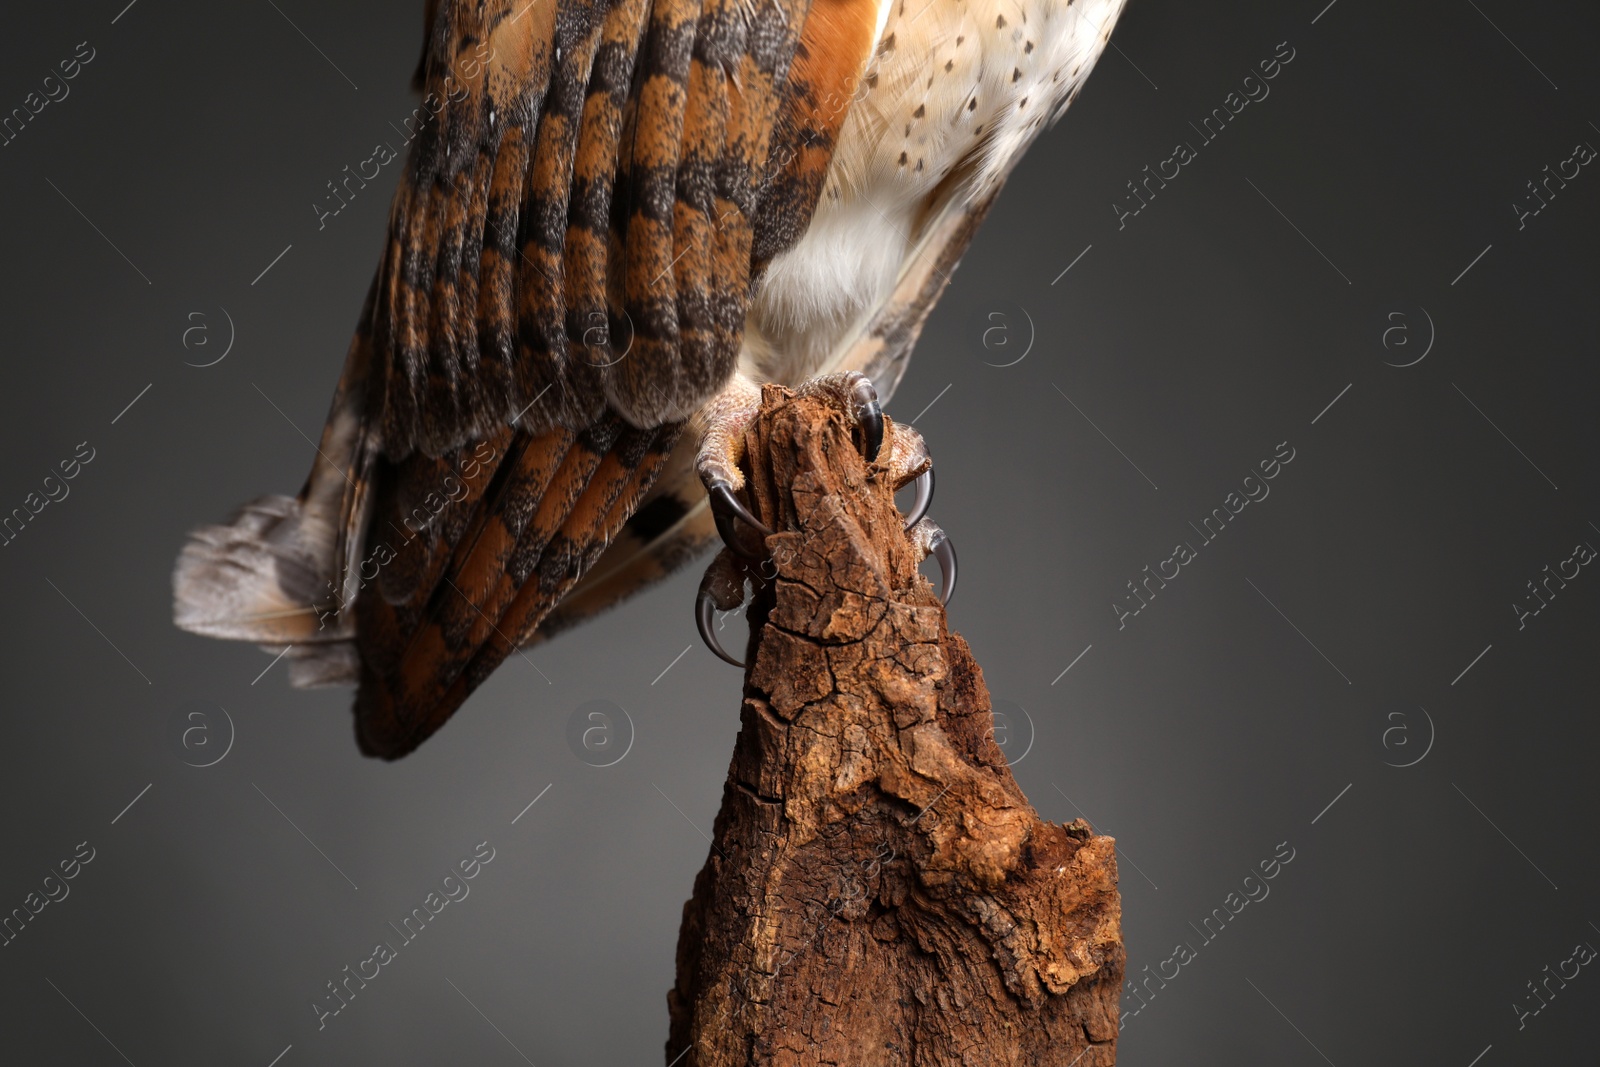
[173,0,1126,757]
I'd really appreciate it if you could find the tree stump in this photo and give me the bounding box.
[667,386,1124,1066]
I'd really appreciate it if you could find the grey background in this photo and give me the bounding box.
[1,0,1596,1063]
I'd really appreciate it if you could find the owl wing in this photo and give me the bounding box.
[172,0,881,759]
[383,0,821,451]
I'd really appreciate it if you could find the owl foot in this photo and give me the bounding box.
[696,371,934,559]
[693,518,956,668]
[794,370,886,461]
[693,515,955,671]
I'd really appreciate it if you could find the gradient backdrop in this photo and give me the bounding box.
[2,0,1597,1063]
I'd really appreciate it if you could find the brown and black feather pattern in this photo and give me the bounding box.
[329,0,853,757]
[354,419,681,757]
[370,0,817,457]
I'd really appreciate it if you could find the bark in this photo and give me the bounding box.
[667,386,1124,1066]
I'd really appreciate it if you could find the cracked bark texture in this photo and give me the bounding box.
[667,386,1123,1066]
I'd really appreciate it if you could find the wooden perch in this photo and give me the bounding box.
[667,386,1124,1066]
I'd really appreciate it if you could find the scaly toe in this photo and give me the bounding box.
[694,374,768,557]
[874,418,934,530]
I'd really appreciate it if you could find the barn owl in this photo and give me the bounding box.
[173,0,1127,757]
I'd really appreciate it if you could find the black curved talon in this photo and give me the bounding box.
[903,467,934,531]
[709,483,771,559]
[712,508,758,560]
[929,527,957,605]
[857,397,884,462]
[696,586,745,667]
[710,484,771,536]
[844,374,885,462]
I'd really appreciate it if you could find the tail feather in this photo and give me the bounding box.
[173,494,343,645]
[172,327,375,684]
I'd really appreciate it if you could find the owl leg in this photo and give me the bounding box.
[694,371,935,557]
[692,373,771,558]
